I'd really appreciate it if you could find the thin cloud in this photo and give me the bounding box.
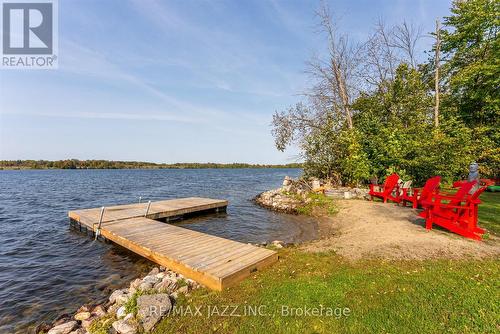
[58,40,233,120]
[128,0,302,97]
[3,110,200,123]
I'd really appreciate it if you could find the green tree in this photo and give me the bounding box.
[441,0,500,126]
[353,64,435,183]
[301,114,370,185]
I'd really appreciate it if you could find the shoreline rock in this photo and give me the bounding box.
[40,267,201,334]
[47,321,77,334]
[137,293,172,332]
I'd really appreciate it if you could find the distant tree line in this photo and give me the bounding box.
[272,0,499,185]
[0,159,303,170]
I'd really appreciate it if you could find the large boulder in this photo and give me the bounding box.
[137,294,172,332]
[47,321,78,334]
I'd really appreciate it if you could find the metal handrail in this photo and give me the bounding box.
[95,206,105,240]
[144,200,151,217]
[94,199,150,241]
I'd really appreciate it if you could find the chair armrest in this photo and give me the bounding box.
[480,179,494,186]
[436,193,457,198]
[432,193,458,200]
[429,195,468,208]
[434,203,470,210]
[436,190,457,195]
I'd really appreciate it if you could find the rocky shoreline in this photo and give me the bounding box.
[254,176,369,214]
[254,187,304,214]
[39,244,288,334]
[38,267,200,334]
[254,176,313,213]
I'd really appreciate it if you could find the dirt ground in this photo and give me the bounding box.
[302,199,500,260]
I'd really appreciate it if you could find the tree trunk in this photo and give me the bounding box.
[333,62,353,129]
[434,19,440,127]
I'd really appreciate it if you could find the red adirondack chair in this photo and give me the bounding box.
[459,185,489,237]
[419,180,485,240]
[369,173,401,203]
[401,176,441,209]
[447,179,493,236]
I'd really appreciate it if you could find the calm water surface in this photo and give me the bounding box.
[0,168,315,333]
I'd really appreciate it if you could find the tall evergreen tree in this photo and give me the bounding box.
[441,0,500,126]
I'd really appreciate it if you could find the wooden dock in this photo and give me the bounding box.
[68,197,278,291]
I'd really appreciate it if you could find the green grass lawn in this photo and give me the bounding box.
[154,193,499,334]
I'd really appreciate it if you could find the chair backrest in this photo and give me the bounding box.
[469,185,488,202]
[383,173,400,194]
[420,176,441,201]
[448,181,477,206]
[398,180,412,195]
[402,180,412,189]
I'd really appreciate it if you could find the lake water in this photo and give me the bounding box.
[0,168,315,333]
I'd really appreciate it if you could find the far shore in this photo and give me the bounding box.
[0,160,303,170]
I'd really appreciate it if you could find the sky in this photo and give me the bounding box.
[0,0,452,164]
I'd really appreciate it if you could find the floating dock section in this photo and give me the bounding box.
[69,197,278,290]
